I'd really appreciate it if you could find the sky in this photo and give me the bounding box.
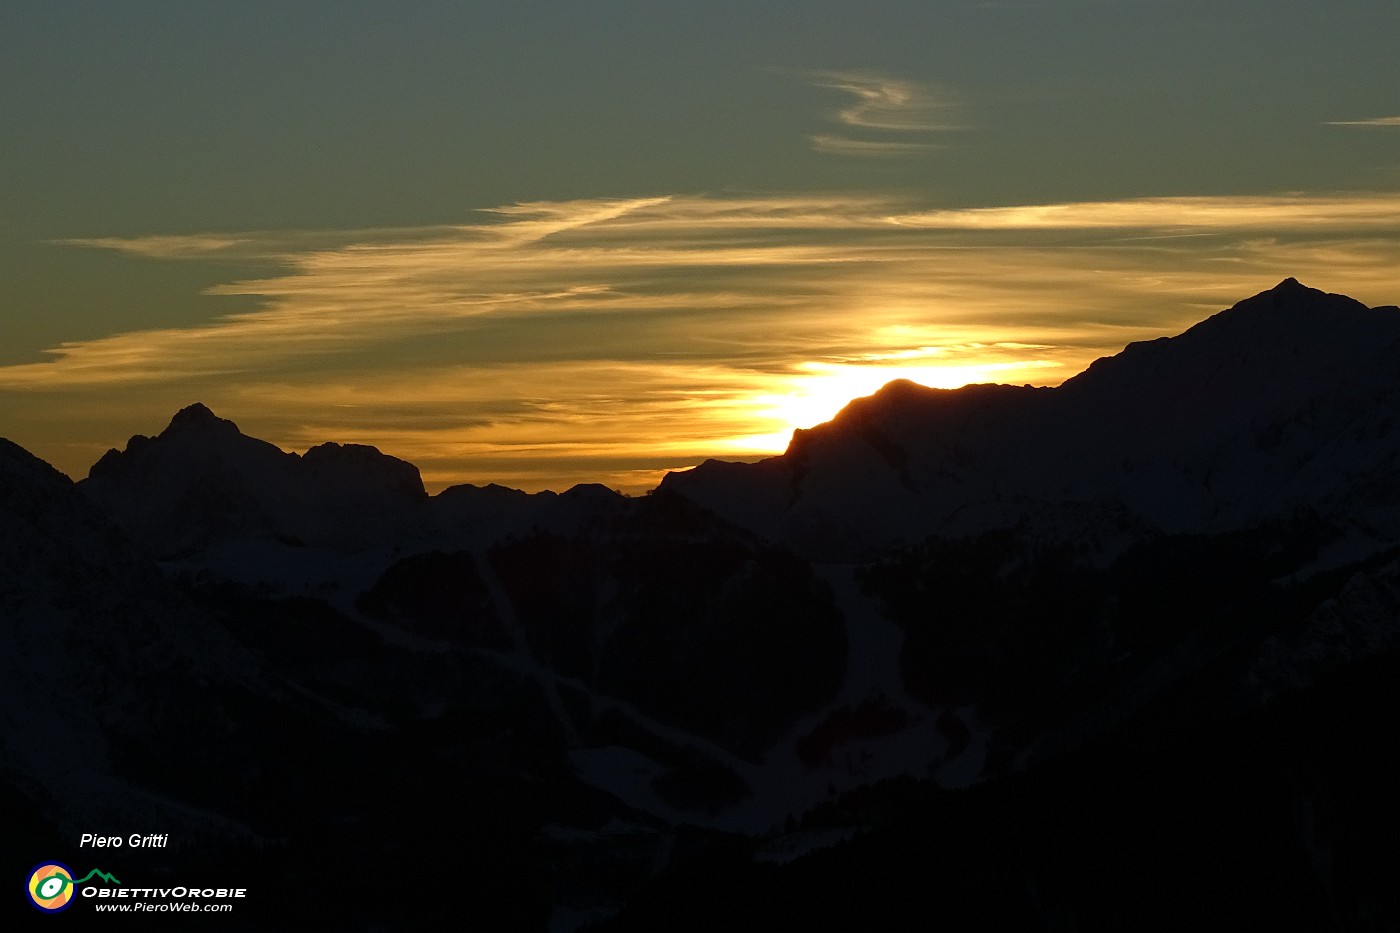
[4,0,1400,493]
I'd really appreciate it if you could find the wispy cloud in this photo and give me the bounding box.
[809,135,945,157]
[8,191,1400,491]
[806,71,954,132]
[60,234,255,258]
[798,70,958,158]
[1324,115,1400,127]
[886,193,1400,230]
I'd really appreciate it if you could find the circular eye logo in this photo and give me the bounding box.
[27,862,76,913]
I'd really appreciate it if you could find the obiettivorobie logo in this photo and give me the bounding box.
[25,860,249,915]
[26,862,121,913]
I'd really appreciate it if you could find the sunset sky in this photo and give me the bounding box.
[5,1,1400,492]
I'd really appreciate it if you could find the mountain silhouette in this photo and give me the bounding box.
[81,403,428,556]
[4,279,1400,928]
[662,278,1400,554]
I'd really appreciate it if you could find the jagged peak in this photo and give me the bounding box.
[1241,278,1366,314]
[165,402,241,435]
[1065,279,1394,391]
[1248,276,1325,309]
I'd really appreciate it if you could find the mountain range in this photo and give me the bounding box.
[4,279,1399,929]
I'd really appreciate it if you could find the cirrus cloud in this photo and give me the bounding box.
[1324,115,1400,127]
[796,70,960,158]
[8,190,1400,492]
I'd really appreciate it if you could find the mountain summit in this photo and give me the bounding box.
[661,280,1400,555]
[165,400,237,432]
[82,404,426,556]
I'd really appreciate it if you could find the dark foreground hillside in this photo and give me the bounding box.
[601,634,1400,932]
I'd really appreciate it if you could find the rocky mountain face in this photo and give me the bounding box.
[5,280,1400,929]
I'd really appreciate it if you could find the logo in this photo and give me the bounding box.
[26,862,121,913]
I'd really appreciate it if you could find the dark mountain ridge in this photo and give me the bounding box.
[662,278,1400,556]
[6,279,1400,928]
[81,402,429,556]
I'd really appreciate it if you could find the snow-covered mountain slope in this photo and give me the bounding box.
[661,279,1400,556]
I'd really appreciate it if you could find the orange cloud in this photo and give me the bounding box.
[7,191,1400,491]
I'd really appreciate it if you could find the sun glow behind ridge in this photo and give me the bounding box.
[727,355,1063,454]
[8,192,1400,493]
